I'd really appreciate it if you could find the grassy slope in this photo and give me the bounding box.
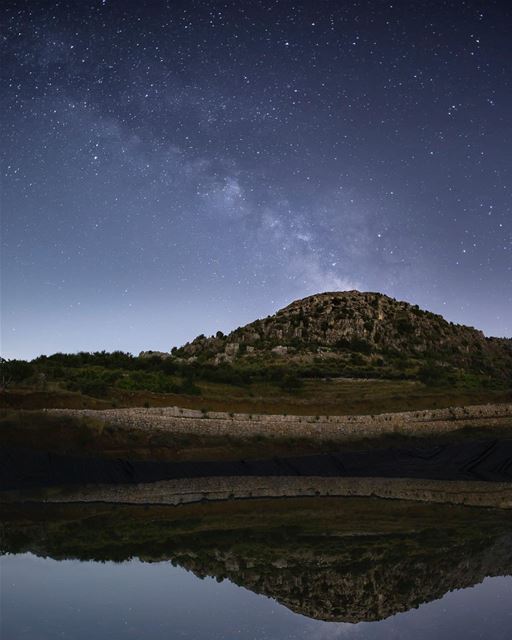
[2,378,511,462]
[2,377,512,414]
[2,406,512,462]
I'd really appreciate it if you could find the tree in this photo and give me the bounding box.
[0,358,34,389]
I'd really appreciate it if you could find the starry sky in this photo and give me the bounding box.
[2,0,511,359]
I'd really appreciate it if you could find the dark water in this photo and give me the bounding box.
[1,497,512,639]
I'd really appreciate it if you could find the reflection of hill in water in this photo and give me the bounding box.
[178,530,512,622]
[2,497,512,622]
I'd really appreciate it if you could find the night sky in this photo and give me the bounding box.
[2,0,511,359]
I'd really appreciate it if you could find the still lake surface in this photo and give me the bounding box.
[1,496,511,639]
[2,553,512,640]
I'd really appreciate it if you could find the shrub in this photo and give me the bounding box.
[395,316,415,335]
[66,368,121,397]
[278,373,304,393]
[0,359,34,387]
[417,363,456,387]
[350,338,373,354]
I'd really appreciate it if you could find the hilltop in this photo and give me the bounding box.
[2,291,511,416]
[169,291,512,385]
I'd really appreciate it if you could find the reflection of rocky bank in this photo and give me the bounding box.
[4,476,512,509]
[2,498,512,623]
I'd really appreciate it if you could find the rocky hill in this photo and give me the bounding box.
[170,291,512,383]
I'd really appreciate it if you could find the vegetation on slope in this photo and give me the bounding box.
[173,291,512,384]
[176,291,512,386]
[1,291,511,414]
[1,356,511,416]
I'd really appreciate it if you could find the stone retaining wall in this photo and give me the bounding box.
[45,402,512,441]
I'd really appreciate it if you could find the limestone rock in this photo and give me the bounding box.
[171,290,512,381]
[271,345,288,356]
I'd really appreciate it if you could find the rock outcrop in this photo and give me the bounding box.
[171,291,512,381]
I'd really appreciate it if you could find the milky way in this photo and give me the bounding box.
[2,0,511,358]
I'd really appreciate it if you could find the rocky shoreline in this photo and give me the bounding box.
[2,436,512,508]
[3,402,511,509]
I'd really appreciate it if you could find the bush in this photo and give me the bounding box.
[66,368,121,397]
[350,353,365,365]
[278,373,304,393]
[116,370,192,394]
[395,317,415,335]
[0,359,34,387]
[349,338,373,354]
[417,363,456,387]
